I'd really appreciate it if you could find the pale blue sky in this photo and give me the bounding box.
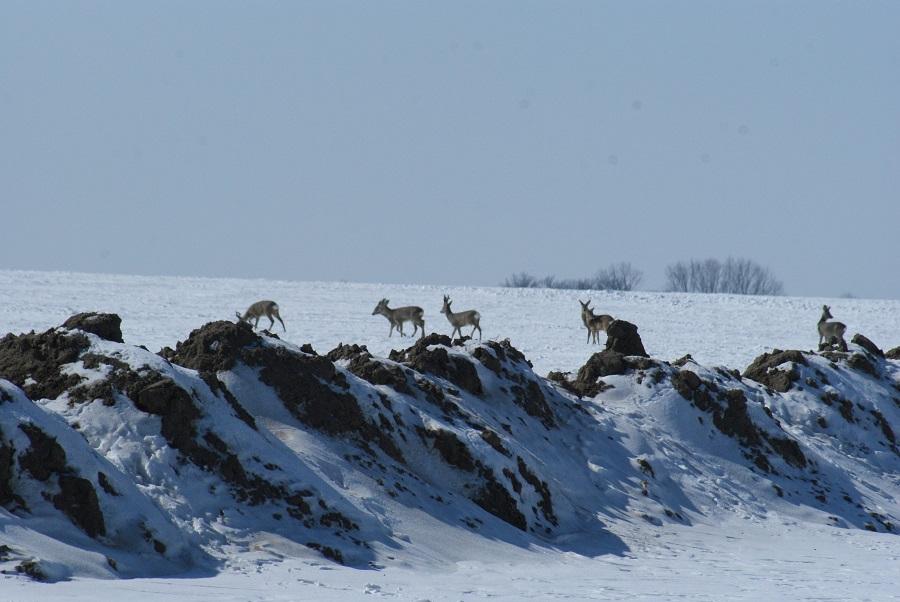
[2,1,898,297]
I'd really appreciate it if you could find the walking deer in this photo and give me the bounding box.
[579,299,613,344]
[372,298,425,338]
[440,295,482,341]
[818,305,847,350]
[236,300,285,331]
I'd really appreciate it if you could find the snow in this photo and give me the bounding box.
[6,519,900,601]
[1,269,900,601]
[2,269,899,375]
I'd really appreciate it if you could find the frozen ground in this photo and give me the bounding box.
[1,269,900,601]
[7,518,900,601]
[2,269,899,375]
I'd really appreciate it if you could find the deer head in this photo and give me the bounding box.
[372,298,389,316]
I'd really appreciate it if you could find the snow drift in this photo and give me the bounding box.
[0,313,898,581]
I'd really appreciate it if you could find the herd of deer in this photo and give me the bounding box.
[235,299,850,350]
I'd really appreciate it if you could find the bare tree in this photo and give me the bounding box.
[503,272,539,288]
[594,262,643,291]
[665,257,783,295]
[665,262,691,292]
[720,257,784,295]
[691,258,722,293]
[503,262,644,291]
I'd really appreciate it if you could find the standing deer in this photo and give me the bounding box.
[236,300,285,331]
[579,299,613,344]
[372,298,425,338]
[440,295,482,341]
[818,305,847,350]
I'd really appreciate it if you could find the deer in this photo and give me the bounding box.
[236,300,285,331]
[818,305,847,350]
[440,295,482,341]
[372,298,426,338]
[579,299,614,344]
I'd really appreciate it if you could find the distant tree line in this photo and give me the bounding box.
[502,262,644,291]
[502,257,783,295]
[665,257,783,295]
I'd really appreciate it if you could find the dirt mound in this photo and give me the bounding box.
[605,320,648,357]
[245,345,404,463]
[0,328,89,400]
[389,334,483,395]
[550,350,632,398]
[851,334,884,358]
[160,320,260,372]
[743,349,807,392]
[671,371,807,472]
[325,343,369,362]
[62,312,123,343]
[328,344,413,395]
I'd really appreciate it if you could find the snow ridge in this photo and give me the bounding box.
[0,314,898,582]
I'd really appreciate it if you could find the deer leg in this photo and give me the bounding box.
[276,315,286,331]
[411,322,418,337]
[268,316,275,330]
[254,316,260,329]
[388,322,394,337]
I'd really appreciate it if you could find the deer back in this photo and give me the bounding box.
[244,300,277,318]
[391,305,424,321]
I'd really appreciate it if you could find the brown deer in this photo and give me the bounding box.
[372,298,425,338]
[579,299,613,344]
[236,300,285,331]
[440,295,482,341]
[818,305,847,350]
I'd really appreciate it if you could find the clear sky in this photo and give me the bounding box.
[2,1,898,298]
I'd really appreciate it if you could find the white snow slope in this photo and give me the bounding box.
[1,269,899,601]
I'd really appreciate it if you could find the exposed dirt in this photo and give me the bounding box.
[389,334,483,395]
[160,320,259,372]
[846,353,877,376]
[245,344,405,464]
[605,320,648,357]
[743,350,807,393]
[852,334,884,358]
[554,350,628,398]
[509,379,555,428]
[516,456,557,526]
[473,478,527,531]
[18,423,106,537]
[0,328,89,400]
[62,312,123,343]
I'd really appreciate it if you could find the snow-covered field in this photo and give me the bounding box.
[2,269,900,602]
[2,270,898,375]
[7,519,900,601]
